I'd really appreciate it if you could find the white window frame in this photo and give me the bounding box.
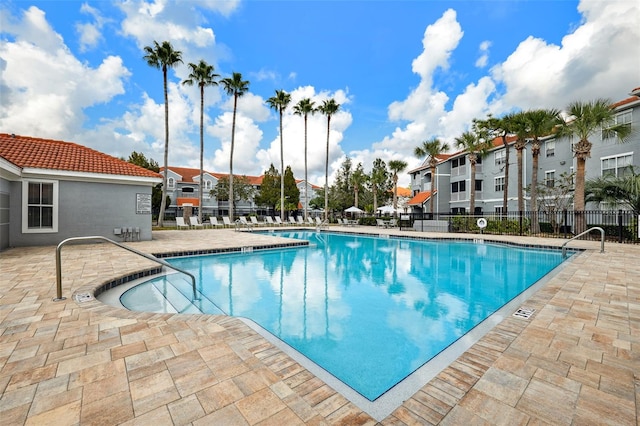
[601,152,633,177]
[22,179,59,233]
[494,176,505,192]
[168,177,175,189]
[545,140,555,158]
[545,170,555,188]
[494,150,506,166]
[602,110,632,140]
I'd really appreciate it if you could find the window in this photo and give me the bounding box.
[546,140,555,157]
[495,176,505,192]
[602,153,633,177]
[168,177,175,189]
[451,180,466,193]
[602,110,632,140]
[475,180,483,191]
[22,180,58,233]
[545,170,555,188]
[495,150,506,166]
[204,180,212,190]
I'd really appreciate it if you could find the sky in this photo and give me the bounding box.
[1,0,639,188]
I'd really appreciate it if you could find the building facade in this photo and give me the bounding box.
[160,166,320,218]
[408,88,640,216]
[0,134,162,250]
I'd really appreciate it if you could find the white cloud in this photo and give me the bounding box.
[76,3,106,52]
[0,7,130,140]
[491,0,640,110]
[475,40,491,68]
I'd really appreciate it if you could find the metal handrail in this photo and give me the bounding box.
[315,219,330,231]
[55,236,198,302]
[561,226,605,258]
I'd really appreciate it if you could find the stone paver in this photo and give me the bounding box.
[1,228,638,425]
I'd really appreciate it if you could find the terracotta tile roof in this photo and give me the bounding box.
[163,166,264,185]
[0,133,161,179]
[164,166,322,188]
[407,191,433,205]
[389,187,412,197]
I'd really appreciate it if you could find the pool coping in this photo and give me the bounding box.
[86,231,584,421]
[3,227,637,424]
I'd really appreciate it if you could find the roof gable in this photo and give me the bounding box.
[0,133,161,179]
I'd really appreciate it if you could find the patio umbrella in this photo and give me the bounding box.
[344,206,364,214]
[376,205,399,214]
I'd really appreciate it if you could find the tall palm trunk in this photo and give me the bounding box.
[304,114,308,221]
[229,94,238,221]
[324,116,330,221]
[516,143,525,213]
[430,163,436,215]
[469,156,477,215]
[158,67,169,227]
[279,110,285,220]
[530,140,540,233]
[198,85,204,223]
[574,140,591,233]
[502,137,510,215]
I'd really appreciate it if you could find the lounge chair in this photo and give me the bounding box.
[209,217,223,228]
[250,216,264,227]
[388,218,398,228]
[222,216,233,228]
[275,217,285,226]
[265,216,278,227]
[315,217,323,226]
[376,218,388,228]
[189,216,204,229]
[307,217,315,225]
[176,217,190,230]
[297,216,305,225]
[288,217,297,226]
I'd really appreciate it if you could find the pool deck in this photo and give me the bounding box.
[1,227,638,425]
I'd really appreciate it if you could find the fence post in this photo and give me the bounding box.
[618,210,623,243]
[563,209,568,239]
[519,211,523,236]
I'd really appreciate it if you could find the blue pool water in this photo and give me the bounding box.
[120,231,569,401]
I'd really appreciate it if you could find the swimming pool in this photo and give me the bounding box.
[116,231,572,403]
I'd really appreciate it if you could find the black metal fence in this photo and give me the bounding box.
[405,210,639,243]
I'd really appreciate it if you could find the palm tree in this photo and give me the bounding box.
[220,72,249,221]
[318,99,340,221]
[586,170,640,216]
[293,98,316,220]
[143,40,183,227]
[558,99,632,232]
[476,114,516,215]
[266,90,292,220]
[524,108,562,232]
[414,138,450,215]
[510,111,529,214]
[182,59,219,224]
[388,160,408,213]
[454,131,490,215]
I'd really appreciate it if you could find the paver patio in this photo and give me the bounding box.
[0,228,638,425]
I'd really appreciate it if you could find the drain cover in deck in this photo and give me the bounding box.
[75,293,93,303]
[513,307,535,319]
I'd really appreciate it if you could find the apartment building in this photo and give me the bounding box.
[408,88,640,215]
[160,166,320,217]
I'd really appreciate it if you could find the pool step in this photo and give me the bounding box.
[152,274,225,315]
